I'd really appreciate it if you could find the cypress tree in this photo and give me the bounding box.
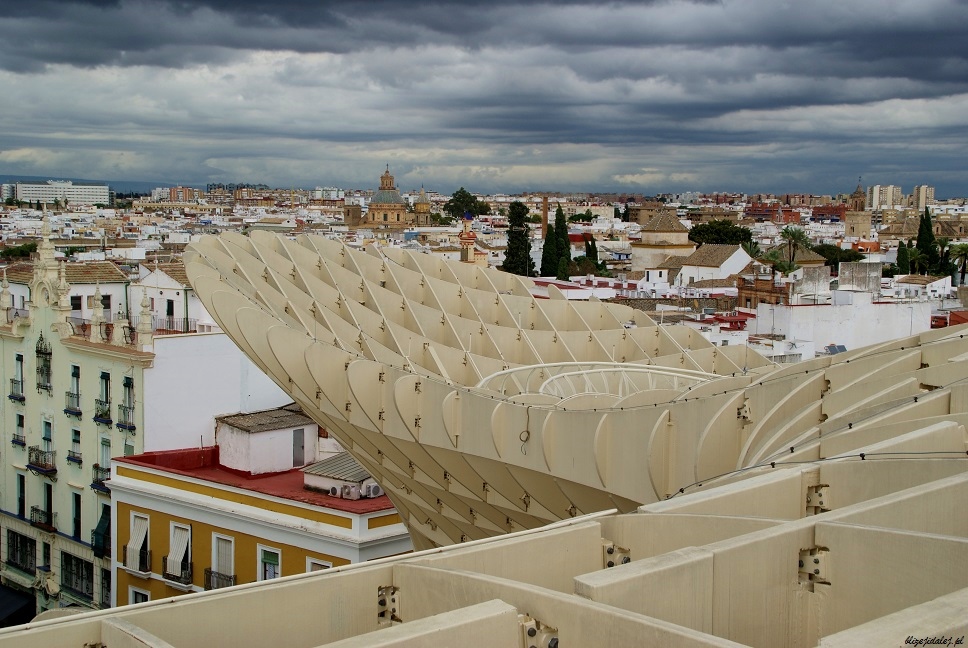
[556,256,570,281]
[540,224,559,276]
[916,208,940,272]
[503,201,533,276]
[897,241,910,275]
[554,204,570,266]
[589,238,599,264]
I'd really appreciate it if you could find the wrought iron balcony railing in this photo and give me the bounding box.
[163,558,193,586]
[67,449,82,465]
[36,370,52,395]
[204,568,237,590]
[117,403,136,431]
[91,464,111,493]
[27,446,57,474]
[8,378,24,402]
[11,432,25,447]
[93,399,112,424]
[64,390,82,415]
[122,545,151,573]
[29,506,56,532]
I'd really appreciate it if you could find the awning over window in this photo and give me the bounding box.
[92,506,110,559]
[0,585,34,627]
[166,527,190,567]
[126,516,148,569]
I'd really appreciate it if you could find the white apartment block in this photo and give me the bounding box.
[0,221,286,617]
[910,184,936,212]
[2,181,110,207]
[866,184,903,210]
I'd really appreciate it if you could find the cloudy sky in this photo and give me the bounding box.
[1,0,967,197]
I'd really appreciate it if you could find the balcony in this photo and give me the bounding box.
[117,403,136,432]
[11,432,25,447]
[162,558,193,587]
[8,379,24,402]
[27,446,57,476]
[6,307,29,323]
[204,568,236,590]
[130,315,198,335]
[122,545,151,574]
[29,506,56,533]
[93,399,112,425]
[36,371,52,395]
[91,464,111,494]
[64,391,82,417]
[67,449,83,465]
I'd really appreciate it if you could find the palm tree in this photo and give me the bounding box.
[780,226,811,266]
[907,249,925,275]
[950,243,968,286]
[741,240,762,259]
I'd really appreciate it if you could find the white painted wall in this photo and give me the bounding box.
[142,333,289,451]
[753,291,931,349]
[680,249,752,285]
[217,424,317,475]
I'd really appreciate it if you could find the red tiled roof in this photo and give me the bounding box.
[154,261,190,287]
[116,447,394,514]
[3,261,128,285]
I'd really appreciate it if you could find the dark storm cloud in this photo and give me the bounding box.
[0,0,967,194]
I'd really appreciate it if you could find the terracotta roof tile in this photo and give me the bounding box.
[154,261,190,287]
[657,255,687,269]
[2,261,128,285]
[641,213,688,232]
[681,244,742,268]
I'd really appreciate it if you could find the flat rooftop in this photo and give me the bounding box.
[115,447,393,515]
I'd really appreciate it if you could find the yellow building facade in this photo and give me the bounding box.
[111,447,411,606]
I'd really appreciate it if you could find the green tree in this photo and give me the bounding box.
[443,187,488,221]
[897,241,910,275]
[540,224,559,276]
[950,243,968,286]
[916,208,939,271]
[503,201,534,277]
[0,242,38,259]
[908,249,925,275]
[556,256,570,281]
[588,237,598,264]
[812,244,865,268]
[761,248,797,275]
[688,220,753,246]
[554,204,570,265]
[741,240,762,259]
[780,226,812,266]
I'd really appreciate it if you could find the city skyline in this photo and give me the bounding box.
[0,1,967,197]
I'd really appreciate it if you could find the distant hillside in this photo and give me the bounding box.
[0,174,203,195]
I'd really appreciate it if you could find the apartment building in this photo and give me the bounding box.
[910,184,936,212]
[1,181,110,207]
[0,222,286,617]
[110,410,410,606]
[866,184,903,210]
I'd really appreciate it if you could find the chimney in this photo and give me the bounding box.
[541,196,549,239]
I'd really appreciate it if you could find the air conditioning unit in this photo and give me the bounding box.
[329,486,340,497]
[364,483,384,498]
[341,484,361,500]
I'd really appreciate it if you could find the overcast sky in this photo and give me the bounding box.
[1,0,966,197]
